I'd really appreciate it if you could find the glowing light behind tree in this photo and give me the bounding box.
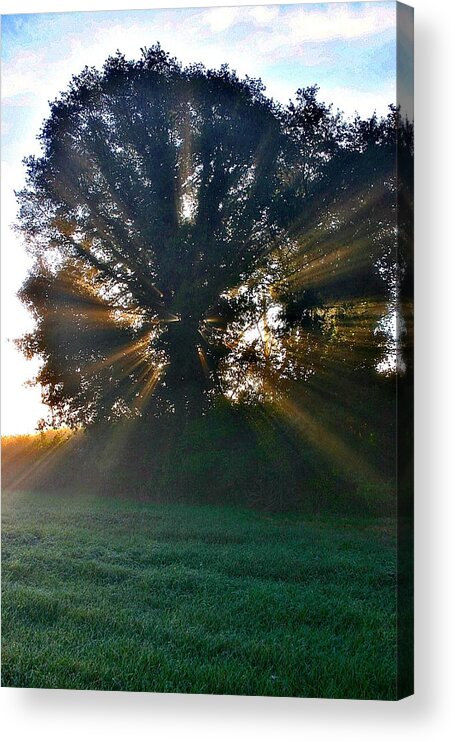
[15,45,412,487]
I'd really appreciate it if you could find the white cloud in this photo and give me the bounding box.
[318,82,396,118]
[195,2,396,47]
[1,4,396,113]
[203,6,243,33]
[195,3,395,43]
[249,6,281,26]
[284,3,395,43]
[214,3,395,67]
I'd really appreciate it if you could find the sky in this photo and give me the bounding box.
[1,0,399,435]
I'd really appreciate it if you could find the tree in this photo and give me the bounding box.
[16,46,290,423]
[16,45,409,440]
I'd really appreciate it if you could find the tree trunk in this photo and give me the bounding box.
[161,317,209,417]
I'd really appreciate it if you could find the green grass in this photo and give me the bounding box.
[1,491,397,699]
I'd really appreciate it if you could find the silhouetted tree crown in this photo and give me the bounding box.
[16,45,412,429]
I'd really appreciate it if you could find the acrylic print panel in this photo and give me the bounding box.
[1,1,414,700]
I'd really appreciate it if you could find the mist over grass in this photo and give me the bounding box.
[1,403,395,515]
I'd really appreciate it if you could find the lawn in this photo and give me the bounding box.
[1,491,397,699]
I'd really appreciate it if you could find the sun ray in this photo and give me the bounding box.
[5,430,81,492]
[86,331,154,375]
[271,391,381,486]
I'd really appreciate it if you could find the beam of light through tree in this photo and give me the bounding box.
[13,45,413,498]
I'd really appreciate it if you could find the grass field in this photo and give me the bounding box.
[1,491,397,699]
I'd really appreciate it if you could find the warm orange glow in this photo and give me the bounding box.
[87,332,154,375]
[3,430,81,491]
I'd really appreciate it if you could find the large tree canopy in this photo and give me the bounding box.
[16,45,412,432]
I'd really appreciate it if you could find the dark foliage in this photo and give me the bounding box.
[13,46,413,507]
